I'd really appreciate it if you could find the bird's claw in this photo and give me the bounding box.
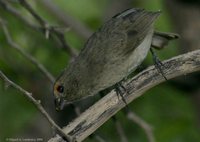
[150,48,167,81]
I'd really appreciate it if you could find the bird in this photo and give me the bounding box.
[53,8,178,111]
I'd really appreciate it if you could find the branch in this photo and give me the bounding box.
[0,70,72,142]
[0,18,55,83]
[18,0,46,26]
[38,0,93,39]
[69,104,107,142]
[0,0,77,57]
[18,0,77,58]
[48,49,200,142]
[112,116,128,142]
[0,0,37,28]
[125,110,155,142]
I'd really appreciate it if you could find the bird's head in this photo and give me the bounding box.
[53,81,66,111]
[53,72,83,111]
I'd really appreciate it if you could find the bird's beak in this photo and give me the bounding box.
[54,97,65,111]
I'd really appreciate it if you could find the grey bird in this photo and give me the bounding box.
[53,8,178,110]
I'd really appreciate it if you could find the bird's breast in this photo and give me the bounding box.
[125,29,154,74]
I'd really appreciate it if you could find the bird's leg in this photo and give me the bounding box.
[150,48,167,81]
[115,82,128,106]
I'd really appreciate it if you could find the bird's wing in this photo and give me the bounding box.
[119,9,160,55]
[70,9,161,88]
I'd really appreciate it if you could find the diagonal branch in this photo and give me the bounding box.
[0,0,36,28]
[48,49,200,142]
[38,0,93,39]
[0,0,77,57]
[112,116,128,142]
[70,104,107,142]
[17,0,77,57]
[0,70,72,142]
[125,110,155,142]
[0,18,55,83]
[18,0,46,26]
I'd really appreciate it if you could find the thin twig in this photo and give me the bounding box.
[0,70,72,142]
[49,49,200,142]
[0,0,36,28]
[112,116,128,142]
[92,135,106,142]
[0,0,77,57]
[17,0,77,57]
[38,0,92,39]
[18,0,46,26]
[0,18,55,83]
[125,110,155,142]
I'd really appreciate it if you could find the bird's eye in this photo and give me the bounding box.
[56,85,64,93]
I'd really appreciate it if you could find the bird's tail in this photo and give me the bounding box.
[152,31,179,49]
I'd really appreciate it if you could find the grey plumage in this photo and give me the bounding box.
[53,8,178,110]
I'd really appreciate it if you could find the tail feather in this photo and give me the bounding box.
[152,31,179,49]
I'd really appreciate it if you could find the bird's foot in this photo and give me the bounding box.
[150,48,167,81]
[115,82,128,106]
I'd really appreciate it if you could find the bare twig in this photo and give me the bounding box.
[38,0,93,39]
[0,0,36,28]
[112,116,128,142]
[48,49,200,142]
[18,0,77,57]
[0,18,55,83]
[18,0,46,26]
[0,70,72,142]
[0,0,77,57]
[92,135,106,142]
[125,110,155,142]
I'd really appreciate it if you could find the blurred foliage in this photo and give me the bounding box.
[0,0,200,142]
